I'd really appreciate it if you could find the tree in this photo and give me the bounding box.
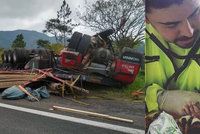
[43,0,78,45]
[80,0,144,49]
[11,34,26,48]
[50,43,65,54]
[36,39,51,49]
[36,39,64,54]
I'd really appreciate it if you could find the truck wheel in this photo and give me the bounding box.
[1,53,4,63]
[13,50,18,63]
[3,50,9,63]
[77,34,91,55]
[8,50,13,64]
[13,49,22,63]
[36,49,48,57]
[68,32,82,50]
[13,48,28,63]
[30,49,36,54]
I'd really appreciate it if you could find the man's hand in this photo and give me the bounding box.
[157,90,200,118]
[182,102,200,119]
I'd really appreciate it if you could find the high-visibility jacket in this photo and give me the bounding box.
[145,24,200,113]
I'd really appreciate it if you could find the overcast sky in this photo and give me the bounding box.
[0,0,95,35]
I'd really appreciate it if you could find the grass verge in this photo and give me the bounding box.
[86,70,145,102]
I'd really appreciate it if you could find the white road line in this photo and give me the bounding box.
[0,103,144,134]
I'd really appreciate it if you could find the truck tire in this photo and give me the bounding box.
[7,50,13,64]
[36,49,50,58]
[30,49,50,59]
[68,32,82,51]
[77,34,91,55]
[1,53,4,63]
[13,49,19,63]
[13,48,29,64]
[3,50,9,63]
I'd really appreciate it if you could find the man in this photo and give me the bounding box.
[145,0,200,132]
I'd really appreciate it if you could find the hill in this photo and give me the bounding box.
[0,30,56,48]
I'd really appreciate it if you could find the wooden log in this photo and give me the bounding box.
[52,106,134,123]
[0,75,38,80]
[21,73,46,87]
[0,71,35,75]
[0,79,33,82]
[0,73,45,89]
[0,81,25,89]
[71,75,80,86]
[35,69,89,94]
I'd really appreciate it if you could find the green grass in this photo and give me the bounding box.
[86,70,145,102]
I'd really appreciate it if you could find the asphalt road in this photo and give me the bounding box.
[0,103,144,134]
[0,90,145,134]
[0,95,145,127]
[0,106,123,134]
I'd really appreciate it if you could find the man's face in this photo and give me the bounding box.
[147,0,200,48]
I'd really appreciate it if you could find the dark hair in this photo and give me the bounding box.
[145,0,184,13]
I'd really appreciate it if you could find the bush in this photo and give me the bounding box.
[49,43,65,54]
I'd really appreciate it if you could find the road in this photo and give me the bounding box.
[0,102,144,134]
[0,92,145,134]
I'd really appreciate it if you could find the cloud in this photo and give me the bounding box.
[0,0,61,19]
[0,0,95,33]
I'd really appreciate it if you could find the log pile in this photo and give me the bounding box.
[0,70,41,89]
[0,69,89,97]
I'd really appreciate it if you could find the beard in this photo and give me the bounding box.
[174,31,199,48]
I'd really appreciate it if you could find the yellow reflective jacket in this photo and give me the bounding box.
[145,24,200,112]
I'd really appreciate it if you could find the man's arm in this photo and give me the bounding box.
[145,83,164,113]
[157,90,200,119]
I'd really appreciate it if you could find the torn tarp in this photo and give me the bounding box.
[2,85,50,101]
[27,86,50,101]
[2,86,26,99]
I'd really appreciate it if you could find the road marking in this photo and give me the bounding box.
[0,103,144,134]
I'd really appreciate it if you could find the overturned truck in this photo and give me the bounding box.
[1,29,143,86]
[2,48,53,69]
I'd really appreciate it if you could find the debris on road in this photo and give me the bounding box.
[2,85,26,100]
[18,85,40,101]
[1,85,50,101]
[52,105,134,123]
[35,68,89,97]
[1,29,143,87]
[0,70,44,89]
[0,68,89,101]
[26,86,50,101]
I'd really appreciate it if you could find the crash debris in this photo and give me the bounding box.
[0,29,144,102]
[0,68,89,101]
[1,29,143,87]
[2,85,49,101]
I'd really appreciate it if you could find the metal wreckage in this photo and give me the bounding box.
[0,29,143,100]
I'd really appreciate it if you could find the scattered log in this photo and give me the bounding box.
[0,70,45,89]
[35,69,89,95]
[52,106,134,123]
